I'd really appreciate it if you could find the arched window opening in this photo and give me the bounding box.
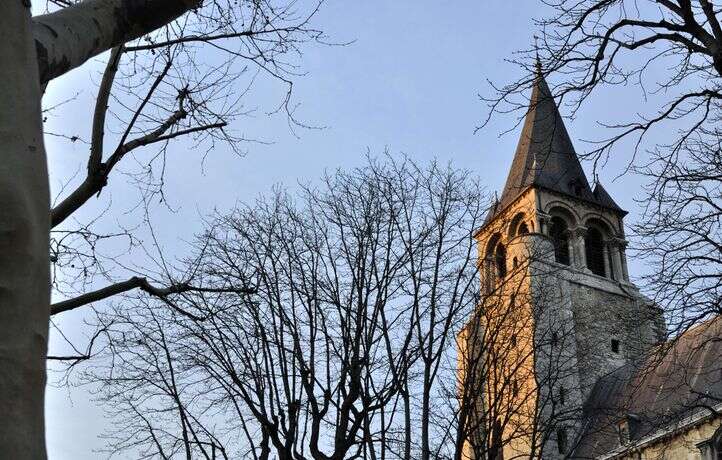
[495,243,507,279]
[549,217,570,265]
[509,213,527,239]
[585,227,606,277]
[513,256,519,269]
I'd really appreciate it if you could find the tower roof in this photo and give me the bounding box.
[483,69,625,225]
[592,182,625,213]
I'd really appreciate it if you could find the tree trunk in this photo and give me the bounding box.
[421,363,431,460]
[0,1,203,457]
[403,385,411,460]
[0,3,51,458]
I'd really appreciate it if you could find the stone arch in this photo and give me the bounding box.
[545,201,580,227]
[547,204,578,228]
[581,213,619,237]
[508,212,530,239]
[585,217,614,236]
[485,232,503,259]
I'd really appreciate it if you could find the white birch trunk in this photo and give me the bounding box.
[0,1,200,457]
[0,2,51,458]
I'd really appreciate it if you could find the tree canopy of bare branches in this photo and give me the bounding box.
[82,156,492,459]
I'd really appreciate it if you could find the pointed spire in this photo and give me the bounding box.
[483,60,626,226]
[499,68,592,204]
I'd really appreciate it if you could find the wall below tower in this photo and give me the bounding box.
[564,272,666,401]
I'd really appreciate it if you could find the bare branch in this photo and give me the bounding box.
[50,276,254,315]
[33,0,200,83]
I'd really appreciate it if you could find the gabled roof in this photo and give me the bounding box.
[483,68,626,226]
[574,316,722,458]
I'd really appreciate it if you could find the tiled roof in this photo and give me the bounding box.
[574,316,722,458]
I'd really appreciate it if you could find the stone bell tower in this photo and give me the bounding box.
[458,67,665,459]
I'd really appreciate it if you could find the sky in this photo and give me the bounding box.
[40,1,654,458]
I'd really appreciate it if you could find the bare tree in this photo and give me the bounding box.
[81,156,488,458]
[2,0,326,457]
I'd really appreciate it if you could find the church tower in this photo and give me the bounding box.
[458,69,666,459]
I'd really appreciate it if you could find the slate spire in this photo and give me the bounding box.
[485,66,625,224]
[501,67,592,204]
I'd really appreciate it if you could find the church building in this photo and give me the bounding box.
[458,67,722,459]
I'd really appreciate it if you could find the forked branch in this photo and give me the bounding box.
[50,276,254,315]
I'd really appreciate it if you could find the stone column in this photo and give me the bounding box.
[610,244,621,281]
[537,211,551,235]
[606,239,628,282]
[602,242,612,279]
[614,238,630,282]
[571,226,588,270]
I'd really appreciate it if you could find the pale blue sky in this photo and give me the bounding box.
[42,2,652,458]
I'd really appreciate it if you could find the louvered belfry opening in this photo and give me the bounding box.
[495,243,507,278]
[549,216,570,265]
[585,227,606,276]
